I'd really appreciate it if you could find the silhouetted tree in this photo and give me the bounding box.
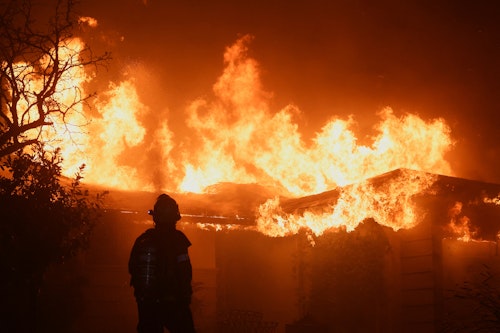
[0,144,105,332]
[442,264,500,332]
[0,0,110,157]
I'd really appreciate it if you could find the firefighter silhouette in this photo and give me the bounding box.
[129,194,195,333]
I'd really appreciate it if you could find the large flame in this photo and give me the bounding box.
[178,35,452,196]
[446,201,477,242]
[24,34,454,197]
[81,79,149,189]
[15,34,460,237]
[257,169,438,238]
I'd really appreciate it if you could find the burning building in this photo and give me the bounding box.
[39,168,500,333]
[205,168,500,332]
[6,3,500,332]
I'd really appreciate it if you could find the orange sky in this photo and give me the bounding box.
[75,0,500,186]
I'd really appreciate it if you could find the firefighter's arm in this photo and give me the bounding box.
[128,241,139,285]
[176,251,193,304]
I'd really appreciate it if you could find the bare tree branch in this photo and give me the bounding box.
[0,0,110,158]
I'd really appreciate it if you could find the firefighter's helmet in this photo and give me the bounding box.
[149,194,181,225]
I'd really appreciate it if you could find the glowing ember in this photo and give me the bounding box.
[191,223,250,232]
[483,194,500,205]
[78,16,98,27]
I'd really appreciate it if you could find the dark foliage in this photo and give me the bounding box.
[442,264,500,333]
[307,219,390,332]
[0,144,105,333]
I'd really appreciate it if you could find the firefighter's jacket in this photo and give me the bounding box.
[129,227,192,304]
